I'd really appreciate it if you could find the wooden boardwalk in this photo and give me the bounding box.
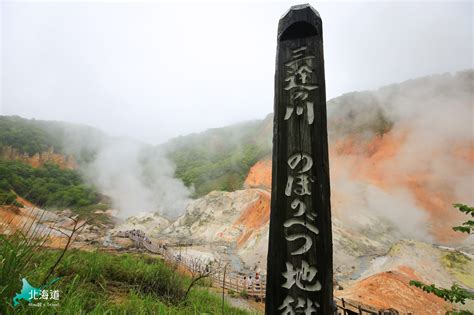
[121,229,401,315]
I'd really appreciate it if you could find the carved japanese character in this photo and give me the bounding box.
[297,297,320,314]
[283,46,318,125]
[291,198,306,216]
[286,233,312,255]
[285,174,313,196]
[290,198,317,220]
[284,102,314,125]
[285,198,318,255]
[288,153,313,173]
[281,260,321,292]
[284,218,319,235]
[291,46,307,59]
[278,296,296,315]
[278,295,320,315]
[284,47,317,91]
[284,65,318,91]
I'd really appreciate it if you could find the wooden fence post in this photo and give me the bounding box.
[222,265,227,315]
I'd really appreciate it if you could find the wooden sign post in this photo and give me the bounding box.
[265,4,333,314]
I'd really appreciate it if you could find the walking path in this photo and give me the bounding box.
[120,229,392,314]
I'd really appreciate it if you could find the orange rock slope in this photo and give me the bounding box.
[336,266,450,314]
[331,130,473,243]
[244,158,272,190]
[244,129,473,243]
[0,205,84,249]
[234,190,270,248]
[239,128,473,312]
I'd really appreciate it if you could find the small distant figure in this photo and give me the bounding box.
[247,275,253,289]
[254,272,261,292]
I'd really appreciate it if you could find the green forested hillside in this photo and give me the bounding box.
[0,116,106,210]
[0,115,105,164]
[0,116,64,156]
[166,117,272,197]
[0,160,99,209]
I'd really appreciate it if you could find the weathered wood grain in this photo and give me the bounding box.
[266,4,333,314]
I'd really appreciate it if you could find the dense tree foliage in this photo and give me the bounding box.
[166,119,272,197]
[0,190,22,207]
[452,203,474,235]
[0,160,99,209]
[0,115,104,164]
[409,281,473,305]
[0,116,64,156]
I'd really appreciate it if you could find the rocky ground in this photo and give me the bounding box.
[2,157,473,314]
[0,204,116,250]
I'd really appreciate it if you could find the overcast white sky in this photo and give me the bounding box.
[1,1,472,144]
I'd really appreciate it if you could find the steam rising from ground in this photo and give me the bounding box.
[83,138,191,219]
[328,71,473,243]
[60,70,473,239]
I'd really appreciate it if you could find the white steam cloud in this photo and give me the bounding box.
[83,138,191,219]
[328,70,474,243]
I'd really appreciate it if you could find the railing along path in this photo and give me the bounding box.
[121,230,403,315]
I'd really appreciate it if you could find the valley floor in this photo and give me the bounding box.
[2,204,473,314]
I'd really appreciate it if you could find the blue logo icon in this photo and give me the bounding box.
[13,277,61,307]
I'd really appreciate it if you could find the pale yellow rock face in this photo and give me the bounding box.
[113,237,135,249]
[1,146,76,169]
[163,189,269,244]
[113,212,170,236]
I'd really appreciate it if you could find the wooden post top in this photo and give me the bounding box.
[278,4,322,41]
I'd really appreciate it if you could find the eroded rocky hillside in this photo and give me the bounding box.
[154,70,474,312]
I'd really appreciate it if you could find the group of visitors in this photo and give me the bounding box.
[127,229,152,245]
[128,229,145,239]
[243,272,262,290]
[158,243,167,250]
